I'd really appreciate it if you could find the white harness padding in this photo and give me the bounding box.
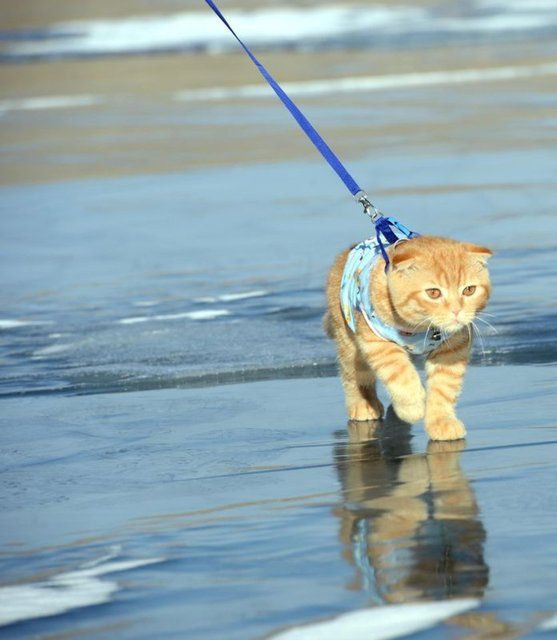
[340,236,446,355]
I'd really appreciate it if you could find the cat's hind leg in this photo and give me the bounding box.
[336,331,384,421]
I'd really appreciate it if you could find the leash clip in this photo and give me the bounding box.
[355,190,381,222]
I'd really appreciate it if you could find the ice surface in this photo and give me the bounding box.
[1,9,557,638]
[1,367,556,638]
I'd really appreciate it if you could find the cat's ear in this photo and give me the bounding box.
[464,243,493,264]
[390,240,419,271]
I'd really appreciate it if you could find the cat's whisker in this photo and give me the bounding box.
[470,323,480,357]
[422,320,433,353]
[476,313,497,327]
[475,316,498,334]
[471,321,486,359]
[408,317,431,332]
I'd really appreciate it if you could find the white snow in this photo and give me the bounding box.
[0,319,52,329]
[540,611,557,630]
[270,599,480,640]
[0,95,102,114]
[0,555,164,627]
[32,343,73,358]
[176,61,557,102]
[5,1,557,59]
[4,6,427,58]
[194,290,268,303]
[118,309,230,324]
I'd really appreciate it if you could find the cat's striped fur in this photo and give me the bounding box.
[325,236,492,441]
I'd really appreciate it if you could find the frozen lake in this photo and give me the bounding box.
[1,3,557,637]
[2,368,557,638]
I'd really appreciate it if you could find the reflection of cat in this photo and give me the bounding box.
[333,415,489,603]
[325,236,492,440]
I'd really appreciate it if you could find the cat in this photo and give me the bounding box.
[324,235,492,441]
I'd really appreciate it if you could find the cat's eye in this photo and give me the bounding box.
[426,288,442,299]
[462,285,476,296]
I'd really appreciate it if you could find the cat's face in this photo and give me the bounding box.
[386,236,492,334]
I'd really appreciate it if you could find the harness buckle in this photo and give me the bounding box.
[355,190,381,223]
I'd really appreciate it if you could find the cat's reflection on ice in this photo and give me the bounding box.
[333,409,489,603]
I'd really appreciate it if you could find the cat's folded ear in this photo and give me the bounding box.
[389,240,418,271]
[463,243,493,264]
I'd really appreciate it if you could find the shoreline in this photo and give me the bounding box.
[1,40,556,186]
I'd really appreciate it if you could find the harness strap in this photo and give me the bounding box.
[375,216,419,267]
[341,237,444,354]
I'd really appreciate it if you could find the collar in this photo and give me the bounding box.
[340,236,445,355]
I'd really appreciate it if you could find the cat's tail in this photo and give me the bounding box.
[322,311,335,339]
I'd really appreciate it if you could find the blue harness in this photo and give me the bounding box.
[340,235,444,355]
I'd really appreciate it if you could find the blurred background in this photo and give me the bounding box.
[1,2,557,638]
[1,0,556,396]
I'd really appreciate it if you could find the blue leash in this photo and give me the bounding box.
[204,0,418,267]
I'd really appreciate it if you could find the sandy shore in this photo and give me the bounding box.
[1,40,557,186]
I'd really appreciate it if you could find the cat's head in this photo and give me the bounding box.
[385,236,492,334]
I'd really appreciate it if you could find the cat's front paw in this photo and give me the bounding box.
[425,416,466,441]
[391,384,426,424]
[392,399,425,424]
[348,398,384,421]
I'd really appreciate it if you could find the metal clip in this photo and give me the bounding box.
[354,190,381,222]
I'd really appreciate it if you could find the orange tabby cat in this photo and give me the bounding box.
[325,235,492,441]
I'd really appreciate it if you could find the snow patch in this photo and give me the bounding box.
[270,599,480,640]
[0,95,102,114]
[4,1,557,61]
[132,300,160,307]
[32,344,73,358]
[0,319,51,329]
[176,62,557,102]
[2,6,426,59]
[194,290,268,303]
[540,612,557,630]
[119,309,230,324]
[0,555,164,627]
